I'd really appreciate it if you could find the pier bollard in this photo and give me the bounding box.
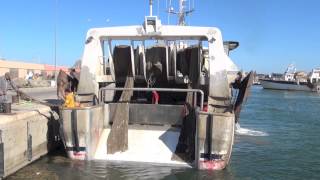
[0,103,11,113]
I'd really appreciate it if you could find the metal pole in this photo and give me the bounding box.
[54,0,57,80]
[149,0,153,16]
[167,0,172,25]
[178,0,186,26]
[157,0,159,16]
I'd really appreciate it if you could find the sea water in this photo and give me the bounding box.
[8,86,320,179]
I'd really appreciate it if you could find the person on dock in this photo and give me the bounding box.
[69,68,79,93]
[231,71,243,89]
[0,73,18,103]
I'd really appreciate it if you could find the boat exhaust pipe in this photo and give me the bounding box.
[149,0,153,16]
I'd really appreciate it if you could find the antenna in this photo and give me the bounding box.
[167,0,194,26]
[167,0,173,24]
[157,0,160,17]
[149,0,153,16]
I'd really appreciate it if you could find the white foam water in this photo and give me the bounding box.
[94,127,190,167]
[235,123,269,136]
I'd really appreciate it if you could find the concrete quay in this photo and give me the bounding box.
[0,102,60,178]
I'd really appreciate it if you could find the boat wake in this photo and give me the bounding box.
[235,123,269,136]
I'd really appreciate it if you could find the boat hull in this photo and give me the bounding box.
[196,111,234,170]
[260,79,314,91]
[60,103,235,171]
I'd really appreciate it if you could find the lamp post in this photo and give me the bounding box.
[54,0,57,80]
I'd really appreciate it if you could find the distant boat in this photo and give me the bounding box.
[253,81,261,85]
[260,65,320,92]
[251,72,265,85]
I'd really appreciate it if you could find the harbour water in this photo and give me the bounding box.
[8,86,320,179]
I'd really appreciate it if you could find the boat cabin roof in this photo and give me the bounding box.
[86,25,221,42]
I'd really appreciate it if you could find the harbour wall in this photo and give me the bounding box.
[0,103,60,178]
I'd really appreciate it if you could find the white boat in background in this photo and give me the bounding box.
[260,65,320,92]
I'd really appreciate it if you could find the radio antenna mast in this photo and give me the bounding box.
[167,0,194,26]
[149,0,153,16]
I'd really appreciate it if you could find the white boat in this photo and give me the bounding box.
[260,65,320,92]
[59,0,253,171]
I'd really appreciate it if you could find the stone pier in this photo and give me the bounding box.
[0,103,60,178]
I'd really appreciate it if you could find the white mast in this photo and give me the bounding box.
[167,0,194,26]
[149,0,153,16]
[178,0,186,26]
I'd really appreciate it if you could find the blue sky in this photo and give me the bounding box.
[0,0,319,73]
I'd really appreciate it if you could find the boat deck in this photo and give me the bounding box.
[94,125,191,167]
